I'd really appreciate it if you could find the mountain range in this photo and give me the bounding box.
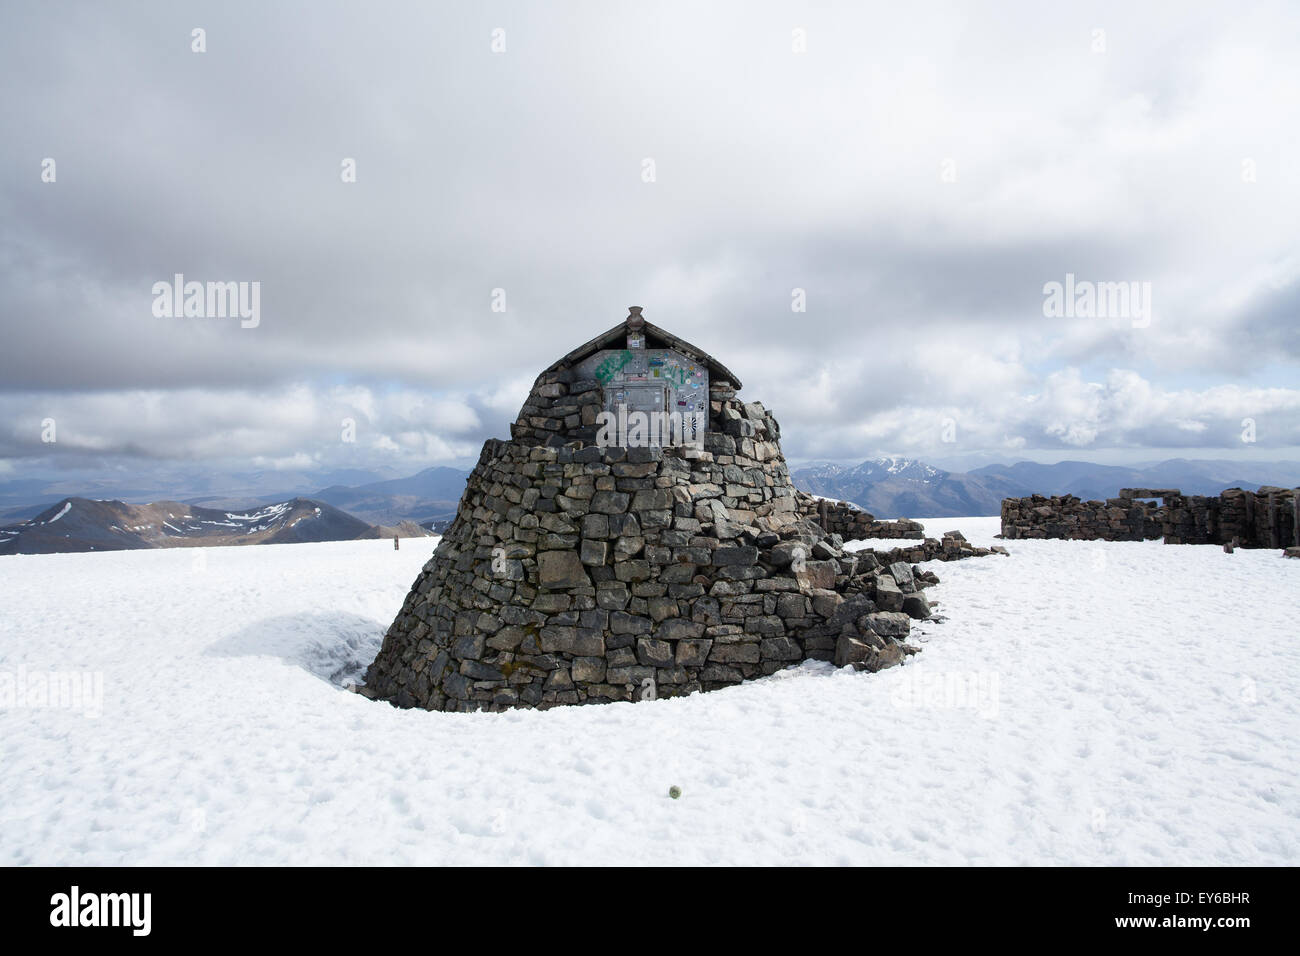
[790,457,1299,518]
[309,466,468,527]
[791,457,1024,518]
[0,497,433,556]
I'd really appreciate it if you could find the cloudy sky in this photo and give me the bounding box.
[2,0,1298,492]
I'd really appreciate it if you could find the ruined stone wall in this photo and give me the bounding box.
[1001,486,1300,548]
[1162,487,1300,547]
[795,495,926,540]
[1000,494,1163,541]
[868,529,1007,564]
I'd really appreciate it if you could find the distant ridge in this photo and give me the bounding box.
[309,466,467,527]
[0,497,434,556]
[792,456,1300,518]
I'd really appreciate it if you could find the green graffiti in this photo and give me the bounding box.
[594,349,633,384]
[660,366,689,387]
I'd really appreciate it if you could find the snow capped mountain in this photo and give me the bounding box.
[852,456,944,481]
[798,456,943,482]
[0,496,384,555]
[791,457,1018,518]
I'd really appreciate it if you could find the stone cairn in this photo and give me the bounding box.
[1001,486,1300,553]
[363,310,1002,712]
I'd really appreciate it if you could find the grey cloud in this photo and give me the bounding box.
[2,0,1298,481]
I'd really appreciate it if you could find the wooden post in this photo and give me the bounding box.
[394,535,399,550]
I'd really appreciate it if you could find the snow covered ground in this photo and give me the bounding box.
[1,518,1296,865]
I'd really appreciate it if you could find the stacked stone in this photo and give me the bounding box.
[999,494,1163,541]
[1159,493,1217,545]
[1162,487,1300,547]
[509,371,606,447]
[867,529,1008,565]
[704,384,784,464]
[795,496,926,540]
[363,439,936,710]
[1001,486,1300,551]
[364,325,1002,712]
[1257,488,1300,549]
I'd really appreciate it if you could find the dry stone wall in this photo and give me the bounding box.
[1000,494,1163,541]
[1001,486,1300,550]
[867,529,1008,564]
[1162,487,1300,547]
[795,496,926,540]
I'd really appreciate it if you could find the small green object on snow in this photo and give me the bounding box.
[668,786,682,799]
